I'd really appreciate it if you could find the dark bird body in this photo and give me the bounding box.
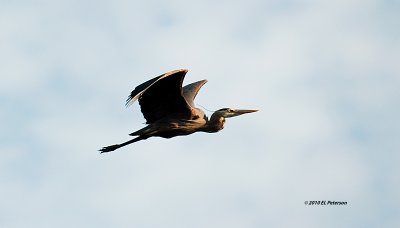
[99,69,257,153]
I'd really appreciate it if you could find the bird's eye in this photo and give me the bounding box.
[228,109,234,112]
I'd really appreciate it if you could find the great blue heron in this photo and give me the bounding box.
[99,69,257,153]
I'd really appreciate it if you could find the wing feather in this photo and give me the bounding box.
[182,80,207,108]
[126,69,195,124]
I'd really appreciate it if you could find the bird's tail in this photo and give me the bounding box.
[129,125,154,136]
[99,136,146,153]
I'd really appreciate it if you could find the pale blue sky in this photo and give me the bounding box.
[1,0,399,227]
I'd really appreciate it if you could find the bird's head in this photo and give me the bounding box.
[204,108,258,133]
[215,108,258,118]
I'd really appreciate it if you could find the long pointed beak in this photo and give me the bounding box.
[231,109,258,117]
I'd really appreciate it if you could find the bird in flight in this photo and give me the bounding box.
[99,69,257,153]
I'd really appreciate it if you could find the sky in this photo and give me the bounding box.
[1,0,399,227]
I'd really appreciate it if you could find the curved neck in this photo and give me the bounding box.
[201,112,225,133]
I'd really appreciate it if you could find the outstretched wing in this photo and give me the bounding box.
[126,69,193,124]
[182,80,207,108]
